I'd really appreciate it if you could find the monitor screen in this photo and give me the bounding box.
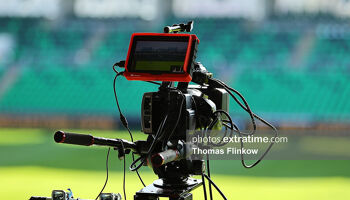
[124,33,198,82]
[128,37,190,73]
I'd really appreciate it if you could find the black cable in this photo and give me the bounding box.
[128,156,144,172]
[120,140,127,200]
[147,114,169,152]
[217,78,277,135]
[112,69,146,186]
[191,96,205,130]
[129,114,169,171]
[95,148,111,200]
[132,153,145,186]
[202,123,214,200]
[206,109,269,168]
[201,173,208,200]
[113,63,119,74]
[123,155,126,200]
[145,81,161,85]
[195,95,208,200]
[113,64,166,175]
[222,95,276,168]
[210,78,257,136]
[123,124,145,185]
[224,88,277,168]
[206,156,213,200]
[203,174,227,200]
[211,79,275,129]
[162,92,185,148]
[113,73,124,118]
[208,78,278,168]
[206,110,238,147]
[203,110,240,200]
[238,127,277,168]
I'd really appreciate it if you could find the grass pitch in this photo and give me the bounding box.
[0,128,350,199]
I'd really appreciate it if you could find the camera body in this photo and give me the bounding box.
[139,68,229,181]
[141,89,196,137]
[141,83,229,137]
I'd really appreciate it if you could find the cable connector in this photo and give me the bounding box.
[119,113,129,129]
[207,78,225,89]
[191,62,213,85]
[114,60,125,68]
[113,61,125,74]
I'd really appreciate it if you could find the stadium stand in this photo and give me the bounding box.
[0,16,349,126]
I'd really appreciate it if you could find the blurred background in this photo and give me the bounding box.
[0,0,349,199]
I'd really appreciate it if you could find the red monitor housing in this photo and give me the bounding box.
[124,33,199,82]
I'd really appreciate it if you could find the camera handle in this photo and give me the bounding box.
[54,131,139,154]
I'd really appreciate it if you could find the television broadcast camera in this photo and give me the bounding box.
[30,21,277,200]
